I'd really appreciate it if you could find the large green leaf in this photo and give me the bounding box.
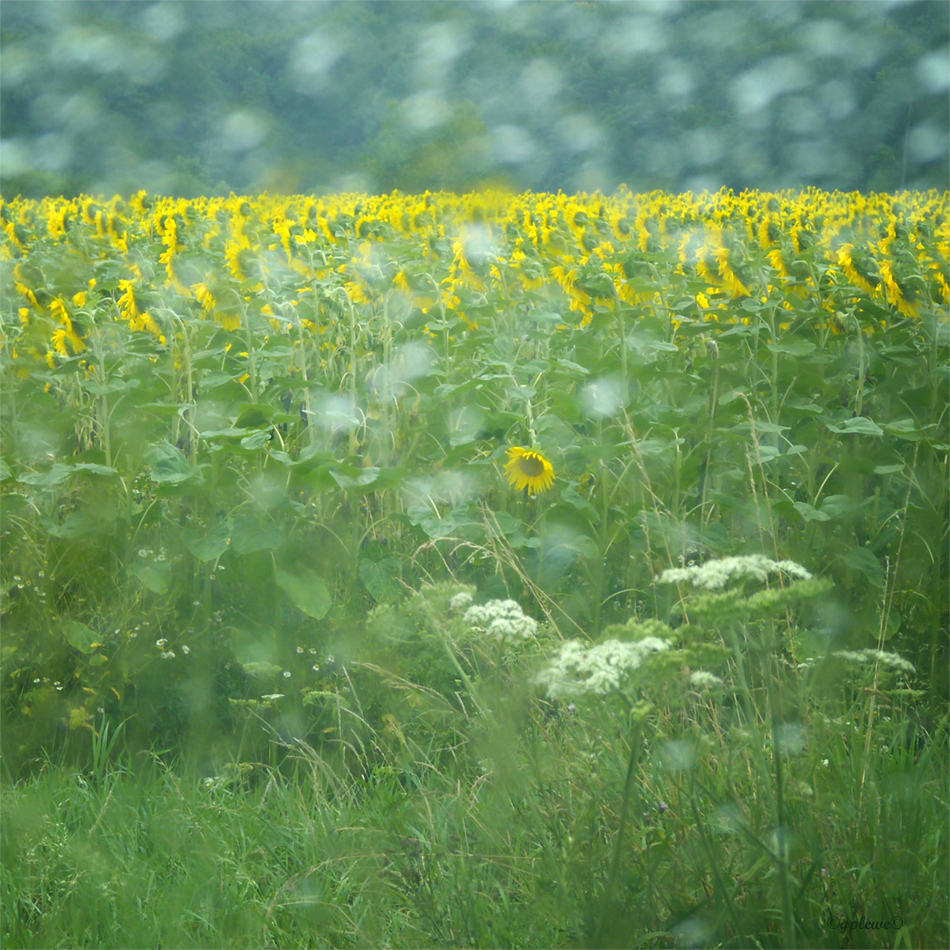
[843,546,884,588]
[359,557,401,603]
[130,561,172,594]
[145,442,192,483]
[183,521,231,562]
[826,417,884,437]
[276,569,331,619]
[230,515,283,555]
[64,621,98,654]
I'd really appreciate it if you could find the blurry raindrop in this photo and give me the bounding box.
[136,159,173,193]
[1,45,36,87]
[310,394,360,432]
[334,172,370,194]
[656,59,695,103]
[290,29,343,93]
[800,18,850,58]
[392,343,434,384]
[460,223,494,264]
[817,80,857,121]
[730,140,770,179]
[0,138,32,176]
[55,26,124,73]
[30,91,63,128]
[446,405,486,445]
[221,111,268,153]
[713,804,744,834]
[602,14,668,58]
[403,470,477,507]
[659,740,696,771]
[556,114,603,154]
[492,125,536,165]
[770,825,794,859]
[684,173,728,195]
[402,92,450,133]
[575,159,613,193]
[582,377,625,418]
[917,47,950,93]
[777,96,823,135]
[732,56,810,115]
[58,92,102,133]
[787,140,847,180]
[644,139,685,178]
[519,59,562,109]
[368,343,435,397]
[774,722,805,755]
[692,8,747,52]
[32,133,73,173]
[681,128,725,169]
[415,21,468,87]
[908,122,949,163]
[673,917,715,949]
[140,3,185,42]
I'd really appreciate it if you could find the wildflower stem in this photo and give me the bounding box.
[593,711,642,949]
[767,645,796,949]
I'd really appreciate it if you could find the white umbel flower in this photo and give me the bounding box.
[658,555,812,590]
[463,598,539,642]
[689,670,724,687]
[831,649,915,674]
[535,636,670,699]
[450,591,474,612]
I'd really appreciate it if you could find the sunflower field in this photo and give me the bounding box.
[1,187,948,948]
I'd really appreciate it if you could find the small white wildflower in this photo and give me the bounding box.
[296,646,304,654]
[658,555,813,591]
[832,649,915,674]
[450,591,474,612]
[283,671,291,678]
[156,638,168,648]
[535,636,670,699]
[464,599,539,643]
[181,645,190,655]
[689,670,724,688]
[261,694,284,701]
[312,664,320,671]
[160,650,175,659]
[138,549,148,558]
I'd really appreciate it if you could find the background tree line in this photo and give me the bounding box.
[1,0,947,199]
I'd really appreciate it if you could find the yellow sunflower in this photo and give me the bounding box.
[504,447,555,496]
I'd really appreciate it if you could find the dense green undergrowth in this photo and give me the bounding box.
[2,188,948,947]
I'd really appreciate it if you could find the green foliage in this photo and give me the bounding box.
[1,186,947,947]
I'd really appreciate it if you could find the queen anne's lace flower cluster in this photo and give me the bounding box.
[449,591,474,612]
[535,636,670,699]
[658,555,813,590]
[463,598,539,643]
[689,670,724,687]
[831,649,916,674]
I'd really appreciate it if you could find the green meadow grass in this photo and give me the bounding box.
[2,668,946,949]
[2,188,948,947]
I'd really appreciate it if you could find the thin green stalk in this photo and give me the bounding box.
[592,714,642,949]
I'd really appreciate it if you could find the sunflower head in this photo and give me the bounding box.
[504,447,555,496]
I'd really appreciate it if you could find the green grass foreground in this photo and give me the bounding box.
[2,679,947,950]
[2,188,949,947]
